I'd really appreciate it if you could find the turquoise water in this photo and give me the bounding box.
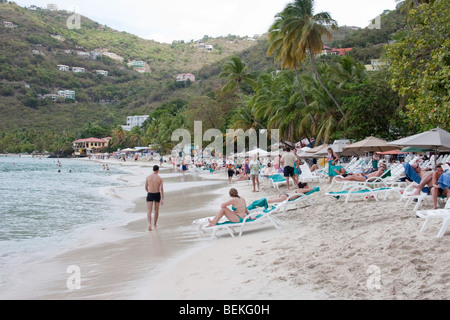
[0,156,128,283]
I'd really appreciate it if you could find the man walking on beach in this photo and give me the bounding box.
[281,147,297,190]
[145,165,164,231]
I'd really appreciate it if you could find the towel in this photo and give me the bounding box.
[438,172,450,189]
[403,163,429,193]
[247,198,269,211]
[269,174,286,182]
[305,186,320,196]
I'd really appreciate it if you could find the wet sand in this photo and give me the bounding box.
[0,161,229,299]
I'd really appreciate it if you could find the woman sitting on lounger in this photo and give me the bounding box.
[335,163,386,182]
[267,182,314,204]
[207,188,250,227]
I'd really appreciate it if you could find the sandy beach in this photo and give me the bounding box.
[136,164,450,300]
[2,158,449,300]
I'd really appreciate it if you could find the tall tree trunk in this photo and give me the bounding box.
[294,64,308,107]
[308,43,346,120]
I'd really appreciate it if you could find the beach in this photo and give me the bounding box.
[1,158,449,300]
[140,172,450,300]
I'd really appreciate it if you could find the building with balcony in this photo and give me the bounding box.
[121,115,149,131]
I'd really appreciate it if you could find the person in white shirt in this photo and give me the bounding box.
[249,154,261,192]
[281,147,297,190]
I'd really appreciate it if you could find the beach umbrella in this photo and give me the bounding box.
[312,143,345,157]
[300,144,329,158]
[342,136,396,155]
[400,147,433,153]
[388,128,450,151]
[388,127,450,168]
[247,148,269,157]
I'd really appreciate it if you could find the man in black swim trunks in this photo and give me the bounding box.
[145,165,164,231]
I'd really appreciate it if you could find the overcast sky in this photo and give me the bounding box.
[14,0,399,43]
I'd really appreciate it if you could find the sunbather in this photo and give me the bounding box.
[432,166,449,209]
[335,164,386,182]
[206,188,250,227]
[267,182,314,204]
[410,162,437,196]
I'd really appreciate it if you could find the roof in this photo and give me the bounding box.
[73,138,108,143]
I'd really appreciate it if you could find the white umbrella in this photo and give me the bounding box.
[247,148,269,157]
[388,128,450,151]
[388,127,450,168]
[342,136,396,154]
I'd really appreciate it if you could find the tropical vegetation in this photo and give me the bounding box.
[0,0,448,155]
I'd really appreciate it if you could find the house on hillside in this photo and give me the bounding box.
[58,90,75,99]
[72,67,85,73]
[331,48,353,56]
[3,21,16,28]
[121,115,149,131]
[57,65,70,71]
[95,70,108,76]
[365,59,388,72]
[319,46,353,57]
[72,137,110,156]
[176,73,195,82]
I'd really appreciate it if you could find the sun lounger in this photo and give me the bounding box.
[326,186,401,204]
[399,183,447,211]
[269,174,294,189]
[279,187,320,212]
[298,165,323,183]
[194,199,282,239]
[416,198,450,238]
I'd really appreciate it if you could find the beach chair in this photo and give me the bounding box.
[416,198,450,238]
[194,199,282,239]
[298,164,322,183]
[269,174,294,189]
[399,183,447,211]
[326,185,401,204]
[279,187,320,212]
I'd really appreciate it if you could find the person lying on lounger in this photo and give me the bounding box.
[267,182,314,204]
[335,164,386,182]
[206,188,250,227]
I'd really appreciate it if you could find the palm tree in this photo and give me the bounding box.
[267,9,308,107]
[219,56,264,129]
[278,0,346,119]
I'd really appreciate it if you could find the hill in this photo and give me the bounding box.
[0,2,266,132]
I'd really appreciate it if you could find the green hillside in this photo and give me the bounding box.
[2,0,447,155]
[0,2,264,133]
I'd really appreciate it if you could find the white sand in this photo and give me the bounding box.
[4,158,449,300]
[136,170,450,300]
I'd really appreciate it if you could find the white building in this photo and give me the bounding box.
[176,73,195,82]
[95,70,108,76]
[72,67,85,73]
[57,65,70,71]
[58,90,75,99]
[121,115,149,131]
[47,4,59,11]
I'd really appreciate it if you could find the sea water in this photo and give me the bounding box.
[0,156,129,289]
[0,156,229,298]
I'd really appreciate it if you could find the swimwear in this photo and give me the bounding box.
[147,192,161,203]
[283,166,294,177]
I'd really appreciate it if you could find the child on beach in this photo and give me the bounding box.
[145,165,164,231]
